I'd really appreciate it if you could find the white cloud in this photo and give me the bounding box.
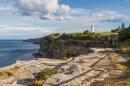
[124,0,128,2]
[0,25,56,39]
[17,0,73,20]
[71,8,129,22]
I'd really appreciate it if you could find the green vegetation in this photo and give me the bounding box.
[112,23,130,54]
[115,39,130,55]
[93,23,130,86]
[41,31,99,40]
[116,39,130,48]
[118,27,130,42]
[60,56,69,60]
[14,66,20,69]
[94,54,130,86]
[29,68,55,86]
[111,22,125,33]
[40,30,117,41]
[97,31,117,36]
[35,68,55,80]
[5,71,13,76]
[0,71,13,77]
[0,72,3,76]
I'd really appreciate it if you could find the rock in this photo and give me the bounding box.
[35,64,41,67]
[38,39,90,59]
[43,73,70,86]
[57,63,78,73]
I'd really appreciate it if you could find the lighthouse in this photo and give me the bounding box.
[91,24,95,33]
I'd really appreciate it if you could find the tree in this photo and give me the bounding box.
[128,25,130,29]
[83,30,90,35]
[121,22,125,29]
[118,25,121,29]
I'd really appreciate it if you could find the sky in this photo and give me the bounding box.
[0,0,130,39]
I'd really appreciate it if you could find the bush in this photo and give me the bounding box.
[29,79,43,86]
[5,71,13,76]
[115,64,127,72]
[35,68,55,80]
[0,72,3,76]
[60,56,69,60]
[88,49,94,53]
[14,66,20,69]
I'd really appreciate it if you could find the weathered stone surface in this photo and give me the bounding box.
[1,48,127,86]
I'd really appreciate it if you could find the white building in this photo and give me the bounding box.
[91,24,95,33]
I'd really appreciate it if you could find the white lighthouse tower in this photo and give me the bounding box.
[91,24,95,33]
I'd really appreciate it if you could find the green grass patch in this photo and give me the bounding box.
[116,39,130,48]
[14,66,20,69]
[29,68,55,86]
[5,71,13,76]
[60,56,69,60]
[97,31,117,36]
[0,72,3,76]
[35,68,55,80]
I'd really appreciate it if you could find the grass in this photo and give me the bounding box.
[109,54,119,64]
[14,66,20,69]
[114,39,130,57]
[0,71,13,77]
[28,79,44,86]
[116,39,130,48]
[0,66,20,78]
[108,54,128,72]
[60,56,69,60]
[4,71,13,76]
[29,68,55,86]
[97,31,117,36]
[0,72,3,76]
[92,53,130,86]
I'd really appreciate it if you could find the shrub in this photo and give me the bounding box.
[35,68,55,80]
[29,79,43,86]
[88,49,94,53]
[14,66,20,69]
[5,71,13,76]
[115,64,127,72]
[0,72,3,76]
[60,56,69,60]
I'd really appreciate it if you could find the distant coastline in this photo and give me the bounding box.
[23,38,40,44]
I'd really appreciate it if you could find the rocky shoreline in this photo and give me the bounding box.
[0,48,127,86]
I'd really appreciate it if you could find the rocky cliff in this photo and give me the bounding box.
[36,34,118,59]
[38,38,91,59]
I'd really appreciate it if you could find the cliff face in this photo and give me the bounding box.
[37,34,118,59]
[38,39,90,59]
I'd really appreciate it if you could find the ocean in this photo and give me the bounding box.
[0,40,39,68]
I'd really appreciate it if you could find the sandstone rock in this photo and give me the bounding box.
[38,39,90,59]
[43,73,70,86]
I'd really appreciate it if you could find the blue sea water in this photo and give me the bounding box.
[0,40,39,68]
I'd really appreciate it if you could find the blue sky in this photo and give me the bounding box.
[0,0,130,39]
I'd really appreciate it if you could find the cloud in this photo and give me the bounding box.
[17,0,73,20]
[0,25,56,39]
[71,8,128,22]
[88,10,129,22]
[104,17,124,22]
[124,0,128,2]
